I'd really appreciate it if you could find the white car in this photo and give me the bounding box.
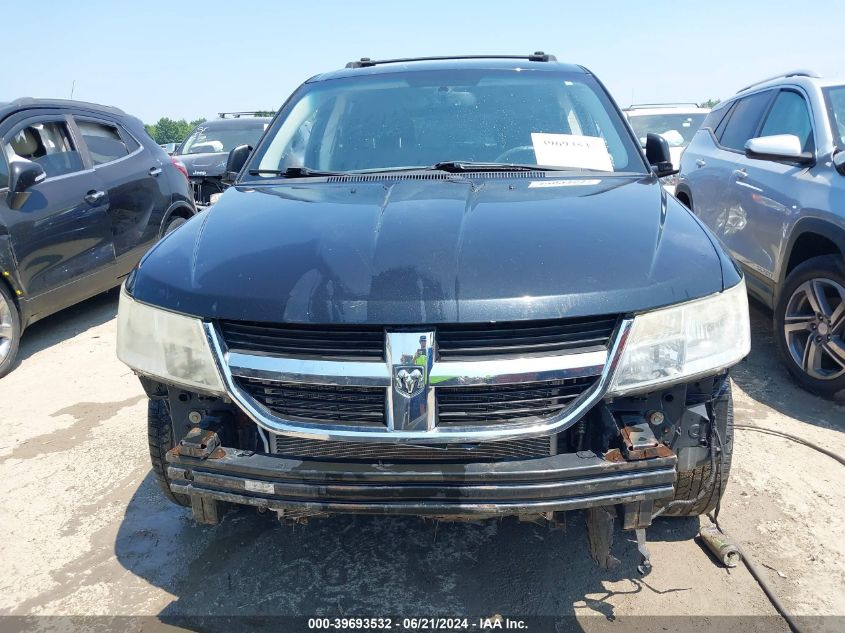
[624,103,710,193]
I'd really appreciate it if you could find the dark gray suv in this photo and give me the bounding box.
[678,71,845,397]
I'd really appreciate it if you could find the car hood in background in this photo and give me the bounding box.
[176,152,228,178]
[131,175,731,324]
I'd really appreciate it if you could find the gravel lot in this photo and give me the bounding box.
[1,290,843,630]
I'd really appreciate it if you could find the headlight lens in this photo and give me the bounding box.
[116,287,225,394]
[608,280,750,395]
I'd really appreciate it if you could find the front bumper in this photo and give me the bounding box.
[166,447,676,518]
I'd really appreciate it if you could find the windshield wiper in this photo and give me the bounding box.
[432,161,574,173]
[248,167,346,178]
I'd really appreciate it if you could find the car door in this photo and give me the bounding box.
[724,88,817,300]
[681,105,737,222]
[72,114,170,274]
[0,112,116,300]
[698,91,777,291]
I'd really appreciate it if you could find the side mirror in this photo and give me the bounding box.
[745,134,813,164]
[645,132,676,177]
[223,144,252,184]
[834,150,845,176]
[7,161,46,210]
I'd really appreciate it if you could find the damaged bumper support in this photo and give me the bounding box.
[166,447,676,522]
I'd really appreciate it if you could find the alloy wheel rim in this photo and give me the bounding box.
[0,292,13,362]
[783,277,845,380]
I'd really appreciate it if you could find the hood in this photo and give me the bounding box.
[175,152,228,178]
[131,175,729,324]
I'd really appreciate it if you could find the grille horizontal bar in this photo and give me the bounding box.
[220,321,384,361]
[272,434,553,462]
[436,377,596,425]
[218,315,619,361]
[238,377,385,426]
[435,316,619,359]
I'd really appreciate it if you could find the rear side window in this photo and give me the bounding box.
[78,120,130,165]
[701,106,730,132]
[7,121,84,178]
[718,91,773,151]
[759,90,814,152]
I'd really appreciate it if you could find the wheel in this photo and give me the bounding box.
[0,282,21,379]
[163,215,187,236]
[774,255,845,398]
[660,380,734,517]
[148,398,191,507]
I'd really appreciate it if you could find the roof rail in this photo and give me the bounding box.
[737,70,820,93]
[218,111,272,118]
[626,102,701,110]
[345,52,556,69]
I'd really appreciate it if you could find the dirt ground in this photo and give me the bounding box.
[0,290,843,631]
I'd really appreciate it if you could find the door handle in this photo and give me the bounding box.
[149,166,162,177]
[732,168,748,180]
[696,159,706,167]
[84,190,105,204]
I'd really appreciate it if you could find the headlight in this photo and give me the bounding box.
[608,280,750,395]
[116,287,225,394]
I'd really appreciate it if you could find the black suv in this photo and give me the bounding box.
[175,113,271,207]
[117,55,750,564]
[0,98,195,377]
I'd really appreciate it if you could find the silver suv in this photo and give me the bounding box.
[677,71,845,397]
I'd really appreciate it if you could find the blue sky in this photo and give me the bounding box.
[2,0,841,123]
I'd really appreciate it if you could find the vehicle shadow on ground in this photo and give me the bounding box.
[116,472,699,629]
[13,287,119,366]
[729,300,845,432]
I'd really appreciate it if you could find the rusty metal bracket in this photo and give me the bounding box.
[619,419,674,460]
[178,427,221,459]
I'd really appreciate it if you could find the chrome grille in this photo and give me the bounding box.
[237,377,385,426]
[436,377,597,426]
[272,434,552,462]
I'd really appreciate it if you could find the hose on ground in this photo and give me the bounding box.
[707,422,845,633]
[734,424,845,466]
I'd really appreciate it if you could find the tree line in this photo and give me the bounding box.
[144,117,207,145]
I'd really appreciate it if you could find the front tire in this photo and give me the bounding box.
[659,380,734,517]
[774,255,845,398]
[148,399,191,507]
[0,283,21,379]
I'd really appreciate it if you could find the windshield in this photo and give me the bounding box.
[824,86,845,149]
[627,113,707,148]
[246,69,646,177]
[179,122,267,155]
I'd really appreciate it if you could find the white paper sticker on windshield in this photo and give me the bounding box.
[528,179,602,188]
[530,133,613,172]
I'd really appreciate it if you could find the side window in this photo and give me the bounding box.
[77,120,130,165]
[7,121,84,178]
[718,91,773,151]
[759,90,814,153]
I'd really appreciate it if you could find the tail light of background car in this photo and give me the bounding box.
[171,157,189,180]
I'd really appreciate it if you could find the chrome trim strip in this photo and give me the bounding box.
[204,319,633,444]
[227,351,390,387]
[429,351,607,386]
